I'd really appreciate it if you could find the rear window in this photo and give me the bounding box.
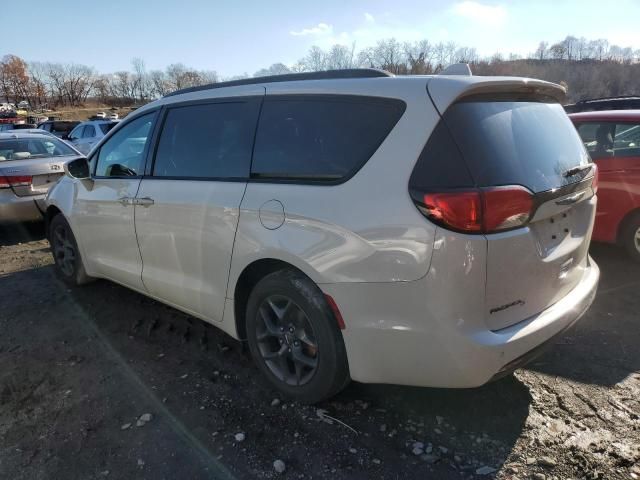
[442,100,590,193]
[251,96,406,182]
[0,137,76,160]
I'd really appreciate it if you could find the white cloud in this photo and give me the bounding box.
[364,12,375,23]
[290,22,333,37]
[452,1,507,27]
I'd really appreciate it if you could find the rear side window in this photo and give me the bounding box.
[100,123,118,134]
[153,101,260,179]
[82,125,96,138]
[252,96,406,182]
[576,122,640,159]
[442,100,590,193]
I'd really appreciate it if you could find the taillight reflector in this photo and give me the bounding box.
[324,294,346,330]
[413,185,534,234]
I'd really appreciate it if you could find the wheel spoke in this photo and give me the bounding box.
[292,348,317,369]
[262,344,287,360]
[267,298,292,321]
[258,306,281,337]
[298,331,317,349]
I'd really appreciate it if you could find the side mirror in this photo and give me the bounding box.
[65,157,91,180]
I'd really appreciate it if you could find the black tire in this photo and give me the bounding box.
[246,269,350,403]
[49,214,92,286]
[620,212,640,262]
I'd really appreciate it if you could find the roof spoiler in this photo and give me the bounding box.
[439,63,472,76]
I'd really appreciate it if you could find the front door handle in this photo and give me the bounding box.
[118,196,134,206]
[135,197,154,207]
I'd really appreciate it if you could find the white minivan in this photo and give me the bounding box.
[45,68,599,402]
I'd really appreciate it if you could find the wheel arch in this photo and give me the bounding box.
[232,258,320,341]
[616,207,640,244]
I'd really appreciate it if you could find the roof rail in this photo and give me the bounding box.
[164,68,393,98]
[439,63,472,76]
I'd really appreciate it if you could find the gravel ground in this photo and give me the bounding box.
[0,224,638,480]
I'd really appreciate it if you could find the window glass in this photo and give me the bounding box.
[68,126,83,140]
[252,96,406,181]
[100,122,118,134]
[153,101,259,178]
[95,113,154,177]
[0,137,75,160]
[577,122,640,159]
[82,125,96,138]
[443,101,590,193]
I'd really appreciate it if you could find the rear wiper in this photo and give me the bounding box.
[563,164,593,178]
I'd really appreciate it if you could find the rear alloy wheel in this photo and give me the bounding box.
[49,215,92,285]
[246,270,349,403]
[621,212,640,262]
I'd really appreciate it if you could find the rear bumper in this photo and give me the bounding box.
[0,191,45,223]
[324,256,599,388]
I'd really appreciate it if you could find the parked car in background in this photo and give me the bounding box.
[95,111,106,119]
[108,113,119,120]
[570,110,640,260]
[0,132,82,223]
[565,96,640,113]
[65,120,119,154]
[37,120,80,138]
[17,101,30,110]
[0,123,39,132]
[46,69,599,402]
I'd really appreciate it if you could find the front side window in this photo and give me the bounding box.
[68,126,83,140]
[577,122,640,159]
[95,113,154,177]
[153,101,260,179]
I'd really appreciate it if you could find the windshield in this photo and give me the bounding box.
[0,136,76,160]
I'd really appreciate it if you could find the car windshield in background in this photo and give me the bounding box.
[443,100,591,193]
[99,123,118,134]
[0,137,76,160]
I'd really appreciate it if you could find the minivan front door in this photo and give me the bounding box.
[73,112,156,290]
[135,96,262,322]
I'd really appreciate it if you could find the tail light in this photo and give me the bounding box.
[411,185,534,234]
[0,175,33,189]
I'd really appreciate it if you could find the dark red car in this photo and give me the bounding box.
[570,110,640,260]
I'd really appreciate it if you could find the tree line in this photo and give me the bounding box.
[1,35,639,108]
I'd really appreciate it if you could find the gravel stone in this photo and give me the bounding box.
[538,456,557,468]
[273,459,286,474]
[475,466,497,475]
[234,433,245,442]
[120,423,131,430]
[271,398,281,407]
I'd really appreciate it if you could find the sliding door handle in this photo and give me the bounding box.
[118,196,134,206]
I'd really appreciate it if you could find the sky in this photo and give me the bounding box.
[4,0,640,78]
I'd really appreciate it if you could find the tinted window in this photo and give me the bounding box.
[95,113,154,177]
[82,125,96,138]
[252,96,406,181]
[576,122,640,159]
[443,100,590,193]
[100,122,118,134]
[153,101,260,178]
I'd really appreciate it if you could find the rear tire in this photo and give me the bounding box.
[620,212,640,262]
[246,269,350,403]
[49,214,92,286]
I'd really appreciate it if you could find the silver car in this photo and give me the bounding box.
[0,132,82,223]
[66,120,119,155]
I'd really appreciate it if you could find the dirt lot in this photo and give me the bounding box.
[0,224,638,480]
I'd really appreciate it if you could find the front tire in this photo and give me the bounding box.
[49,214,92,286]
[620,212,640,262]
[246,270,350,403]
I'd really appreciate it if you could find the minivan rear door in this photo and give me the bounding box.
[428,80,596,331]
